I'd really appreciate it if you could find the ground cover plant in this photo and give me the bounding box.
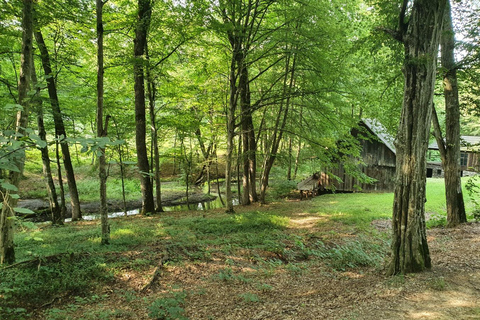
[1,178,480,319]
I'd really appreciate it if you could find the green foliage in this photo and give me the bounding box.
[213,267,252,283]
[426,212,447,229]
[73,177,142,202]
[0,255,113,318]
[268,179,298,199]
[319,238,387,271]
[255,282,273,292]
[238,292,260,303]
[428,276,448,291]
[163,212,289,237]
[465,175,480,221]
[147,291,188,320]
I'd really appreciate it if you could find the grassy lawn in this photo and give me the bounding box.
[1,178,479,319]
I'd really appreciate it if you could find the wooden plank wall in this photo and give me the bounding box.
[318,165,395,193]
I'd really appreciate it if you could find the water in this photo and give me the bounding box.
[64,195,238,222]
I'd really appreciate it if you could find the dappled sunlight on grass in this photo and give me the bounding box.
[288,216,325,229]
[111,228,135,237]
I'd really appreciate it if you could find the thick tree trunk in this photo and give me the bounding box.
[34,30,82,221]
[388,0,447,275]
[224,28,240,213]
[240,62,258,205]
[441,1,467,227]
[134,0,155,214]
[97,0,110,245]
[1,0,33,265]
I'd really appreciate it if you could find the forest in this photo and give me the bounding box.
[1,0,480,319]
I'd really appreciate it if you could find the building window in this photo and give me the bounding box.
[460,153,468,166]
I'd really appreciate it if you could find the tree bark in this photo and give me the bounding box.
[34,30,82,221]
[32,56,62,225]
[97,0,110,245]
[55,140,67,218]
[146,45,163,212]
[225,48,237,213]
[1,0,33,265]
[388,0,447,275]
[240,62,257,205]
[440,0,467,227]
[134,0,155,214]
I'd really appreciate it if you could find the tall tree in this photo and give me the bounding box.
[259,34,298,204]
[34,29,82,221]
[388,0,447,275]
[145,45,164,213]
[97,0,110,244]
[1,0,33,265]
[32,57,62,225]
[431,0,467,227]
[134,0,155,214]
[217,0,276,210]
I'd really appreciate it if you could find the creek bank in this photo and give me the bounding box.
[17,192,218,220]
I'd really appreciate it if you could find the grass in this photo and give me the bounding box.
[2,178,479,319]
[1,194,391,319]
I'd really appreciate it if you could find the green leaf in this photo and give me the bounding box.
[1,182,18,191]
[14,207,35,214]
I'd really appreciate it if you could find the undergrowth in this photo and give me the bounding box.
[0,192,399,319]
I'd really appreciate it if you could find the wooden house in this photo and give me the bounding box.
[427,136,480,176]
[301,119,397,193]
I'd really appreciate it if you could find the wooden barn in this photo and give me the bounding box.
[299,119,397,194]
[427,136,480,176]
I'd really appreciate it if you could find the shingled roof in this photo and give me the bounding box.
[428,136,480,151]
[361,118,396,154]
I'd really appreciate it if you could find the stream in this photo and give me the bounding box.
[64,195,238,222]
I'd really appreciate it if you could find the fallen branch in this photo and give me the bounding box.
[141,256,169,293]
[1,252,87,270]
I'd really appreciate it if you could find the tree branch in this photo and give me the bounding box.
[431,104,447,163]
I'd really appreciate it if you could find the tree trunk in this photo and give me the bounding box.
[112,117,127,215]
[32,58,62,225]
[388,0,447,275]
[55,140,67,218]
[146,45,163,212]
[134,0,155,214]
[240,61,257,205]
[97,0,110,245]
[441,0,467,227]
[34,30,82,221]
[1,0,33,265]
[225,50,237,213]
[287,137,293,180]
